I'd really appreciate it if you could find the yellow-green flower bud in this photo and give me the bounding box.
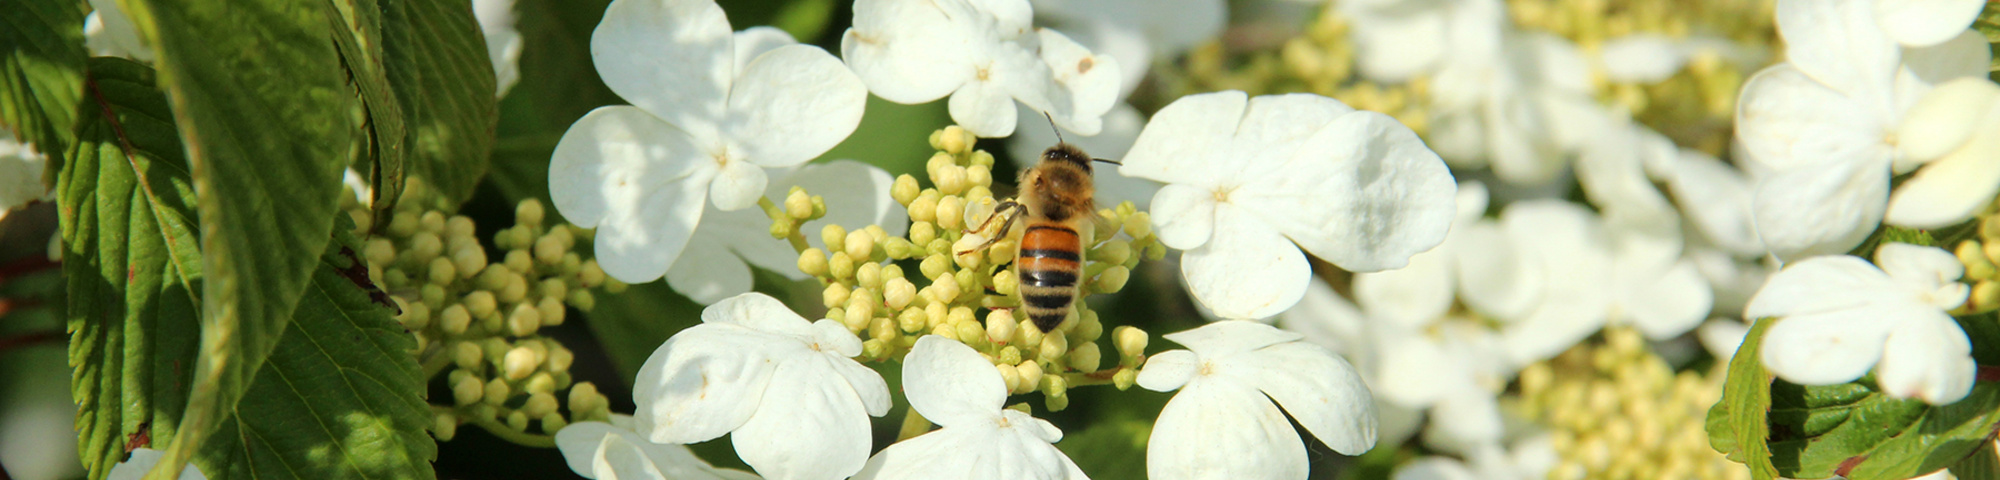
[452,373,485,406]
[534,235,565,265]
[933,278,962,304]
[439,304,472,335]
[910,222,938,247]
[1041,373,1068,399]
[1093,211,1118,241]
[365,238,397,267]
[384,269,411,289]
[1038,333,1068,365]
[499,272,530,304]
[516,199,546,227]
[893,174,922,206]
[995,363,1022,393]
[1112,369,1139,390]
[936,165,969,195]
[425,257,456,285]
[920,254,951,280]
[523,392,558,418]
[822,224,849,255]
[1145,241,1167,260]
[507,304,542,337]
[829,252,857,280]
[1017,319,1044,347]
[785,188,814,220]
[997,345,1023,366]
[505,249,533,274]
[952,235,988,270]
[1093,240,1132,266]
[770,218,794,240]
[579,260,608,288]
[569,382,602,414]
[567,289,597,311]
[931,323,959,342]
[963,186,993,207]
[547,345,575,373]
[446,215,476,239]
[398,301,431,330]
[884,237,915,259]
[941,125,974,154]
[417,285,446,309]
[897,307,928,333]
[483,377,511,405]
[410,232,445,263]
[823,283,852,309]
[846,229,876,264]
[926,152,956,179]
[1124,212,1153,238]
[451,247,486,280]
[1961,241,1997,280]
[991,270,1020,297]
[844,304,872,333]
[967,164,993,188]
[954,268,981,296]
[884,278,917,310]
[1983,215,2000,242]
[936,196,966,231]
[1972,280,2000,313]
[870,316,897,343]
[506,411,531,432]
[987,239,1017,266]
[909,191,940,223]
[387,211,421,237]
[798,248,830,278]
[987,310,1017,344]
[1075,310,1103,342]
[1068,343,1101,372]
[955,318,987,349]
[925,303,949,328]
[968,150,994,168]
[434,412,460,441]
[504,347,539,380]
[464,290,498,318]
[476,264,510,290]
[541,413,568,434]
[1016,361,1044,395]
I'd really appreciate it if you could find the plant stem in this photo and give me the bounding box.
[757,197,811,253]
[1061,364,1133,388]
[435,405,557,448]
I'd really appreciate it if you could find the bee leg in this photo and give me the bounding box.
[965,200,1021,236]
[957,209,1023,256]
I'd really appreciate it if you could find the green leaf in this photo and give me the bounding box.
[0,0,88,152]
[1056,416,1152,480]
[116,0,359,474]
[583,281,705,379]
[381,0,498,206]
[193,233,436,480]
[61,56,205,480]
[325,0,408,214]
[1977,2,1998,81]
[1951,444,2000,480]
[1705,317,1779,480]
[1766,381,2000,480]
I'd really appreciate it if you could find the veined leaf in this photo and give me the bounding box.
[0,0,87,153]
[114,0,358,475]
[326,0,408,215]
[382,0,498,206]
[193,231,436,480]
[61,56,204,480]
[1705,317,1779,480]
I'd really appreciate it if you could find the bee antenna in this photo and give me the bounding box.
[1043,111,1064,145]
[1092,158,1122,166]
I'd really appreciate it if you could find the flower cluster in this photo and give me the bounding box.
[1517,328,1739,480]
[340,178,614,442]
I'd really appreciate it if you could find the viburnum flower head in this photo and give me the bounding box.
[841,0,1120,138]
[1138,321,1377,479]
[854,336,1087,479]
[1119,91,1457,319]
[667,161,906,304]
[551,0,866,283]
[631,293,890,480]
[556,416,760,480]
[1748,242,1975,405]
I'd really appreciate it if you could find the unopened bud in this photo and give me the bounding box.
[955,318,987,349]
[829,252,857,280]
[523,392,558,418]
[1124,212,1153,238]
[397,301,431,330]
[967,164,993,187]
[534,235,565,265]
[845,305,872,332]
[997,345,1024,365]
[410,233,445,263]
[968,150,994,168]
[1041,373,1068,399]
[1017,319,1045,348]
[388,211,421,237]
[884,237,915,259]
[1017,361,1044,394]
[992,270,1019,296]
[499,272,530,304]
[884,278,917,310]
[569,382,602,415]
[441,304,473,335]
[451,248,486,280]
[932,278,962,304]
[1112,369,1139,390]
[861,339,889,360]
[1075,309,1103,342]
[846,230,876,265]
[504,250,533,274]
[936,196,965,231]
[785,188,814,220]
[909,191,940,223]
[996,362,1022,392]
[434,412,459,441]
[953,235,988,269]
[823,283,853,309]
[578,260,607,287]
[936,165,969,195]
[939,126,973,154]
[770,219,793,240]
[365,238,397,266]
[483,378,511,405]
[822,224,849,255]
[506,411,531,432]
[932,323,959,342]
[1094,265,1131,293]
[987,310,1017,344]
[464,291,498,319]
[892,174,922,206]
[897,307,928,333]
[428,257,458,285]
[507,304,542,337]
[504,347,539,380]
[870,316,897,343]
[1038,334,1068,364]
[910,222,938,247]
[452,341,483,370]
[1973,280,2000,312]
[1962,241,1997,280]
[798,248,830,277]
[452,374,485,406]
[1068,343,1101,372]
[1094,240,1132,266]
[516,199,546,226]
[541,413,568,434]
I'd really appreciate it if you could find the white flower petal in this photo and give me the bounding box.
[1120,91,1248,187]
[1874,0,1985,47]
[1136,349,1200,392]
[557,422,757,480]
[1374,334,1458,406]
[1897,30,1993,104]
[1229,342,1378,455]
[949,78,1022,138]
[1750,156,1890,260]
[811,319,869,358]
[1874,242,1969,301]
[1353,249,1454,329]
[551,107,713,283]
[1698,319,1752,362]
[1394,458,1479,480]
[1147,184,1217,250]
[704,291,819,337]
[731,356,878,480]
[633,323,792,444]
[709,158,769,212]
[1621,259,1713,340]
[666,236,754,304]
[1734,65,1888,174]
[1775,0,1899,103]
[1180,204,1311,320]
[1895,77,1999,164]
[1877,312,1976,404]
[1147,380,1308,480]
[1160,320,1307,358]
[1278,277,1373,362]
[475,0,523,97]
[1759,302,1904,385]
[726,45,868,168]
[853,427,989,479]
[1665,152,1764,255]
[592,0,732,134]
[1233,94,1358,168]
[595,434,671,480]
[1745,254,1904,318]
[1598,34,1686,83]
[1453,221,1542,320]
[1345,6,1450,83]
[732,27,798,75]
[1886,112,2000,228]
[840,0,976,104]
[1260,111,1456,273]
[1421,388,1504,455]
[1033,28,1121,136]
[904,336,1008,427]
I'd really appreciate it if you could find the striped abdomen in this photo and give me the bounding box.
[1017,223,1082,332]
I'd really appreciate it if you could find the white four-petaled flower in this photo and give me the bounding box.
[841,0,1120,138]
[1138,320,1378,480]
[632,293,890,480]
[1120,91,1457,319]
[1748,242,1975,405]
[854,336,1087,480]
[556,416,761,480]
[551,0,866,283]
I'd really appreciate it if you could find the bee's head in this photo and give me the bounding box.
[1042,143,1092,173]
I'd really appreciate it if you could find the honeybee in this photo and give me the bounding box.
[961,133,1115,333]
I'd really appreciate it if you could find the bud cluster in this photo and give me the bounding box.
[1170,10,1431,135]
[788,126,1165,412]
[1951,215,2000,314]
[340,178,616,442]
[1515,328,1744,480]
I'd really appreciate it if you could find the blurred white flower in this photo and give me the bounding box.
[854,336,1086,479]
[556,417,760,480]
[1697,317,1751,363]
[1138,320,1377,479]
[1391,435,1558,480]
[1276,278,1426,447]
[1350,182,1490,329]
[549,0,865,283]
[84,0,152,61]
[1459,201,1710,364]
[1873,0,1987,47]
[1120,91,1457,319]
[1337,0,1486,84]
[1748,242,1974,405]
[1595,34,1767,84]
[107,448,206,480]
[473,0,523,97]
[666,161,906,304]
[1029,0,1224,97]
[1735,0,1990,258]
[632,293,890,480]
[1662,149,1765,258]
[1884,77,2000,228]
[0,133,47,222]
[841,0,1120,137]
[1427,22,1598,187]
